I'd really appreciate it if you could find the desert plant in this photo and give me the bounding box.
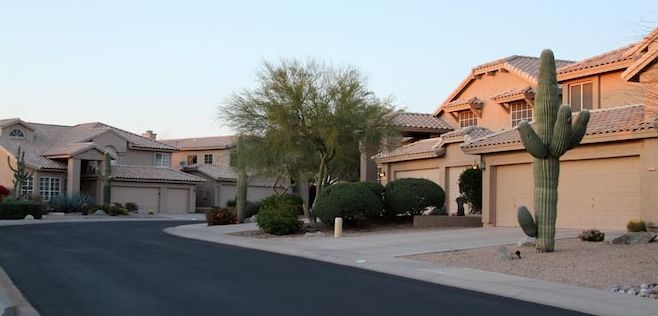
[458,168,482,213]
[357,181,385,199]
[256,196,301,235]
[206,207,237,226]
[98,153,113,205]
[49,192,92,213]
[578,229,605,242]
[125,202,138,212]
[0,200,43,219]
[313,182,383,225]
[626,219,647,232]
[7,147,34,200]
[384,178,445,217]
[516,50,590,253]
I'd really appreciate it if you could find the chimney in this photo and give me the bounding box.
[142,130,157,140]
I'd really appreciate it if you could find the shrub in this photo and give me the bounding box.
[384,178,445,216]
[0,185,10,202]
[206,207,237,226]
[578,229,605,242]
[0,200,43,219]
[256,196,301,235]
[626,219,647,232]
[244,201,261,218]
[108,204,128,216]
[357,182,385,199]
[49,192,92,213]
[125,202,138,212]
[313,182,383,226]
[458,168,482,213]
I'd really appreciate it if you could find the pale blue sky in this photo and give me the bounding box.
[1,1,656,138]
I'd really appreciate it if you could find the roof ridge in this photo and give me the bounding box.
[557,43,637,72]
[587,103,643,113]
[89,122,177,149]
[160,135,236,141]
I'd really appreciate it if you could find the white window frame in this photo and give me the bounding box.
[510,101,533,127]
[39,177,61,201]
[187,155,198,165]
[458,111,477,128]
[9,128,25,138]
[569,81,593,112]
[21,176,34,197]
[203,154,213,164]
[154,153,170,167]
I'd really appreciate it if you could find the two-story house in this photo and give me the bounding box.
[0,120,203,213]
[375,27,658,230]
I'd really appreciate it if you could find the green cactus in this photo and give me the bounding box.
[98,153,113,205]
[516,49,591,252]
[235,136,247,223]
[7,146,34,200]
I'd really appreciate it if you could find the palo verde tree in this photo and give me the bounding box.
[7,146,33,200]
[516,49,590,252]
[220,59,397,217]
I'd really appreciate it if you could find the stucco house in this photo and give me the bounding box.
[374,27,658,230]
[160,136,286,208]
[0,120,204,213]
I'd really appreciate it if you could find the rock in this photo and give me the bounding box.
[611,234,629,245]
[244,215,257,223]
[607,286,621,292]
[94,210,106,216]
[641,283,648,289]
[627,288,638,295]
[517,236,536,247]
[627,232,657,244]
[650,294,657,299]
[304,231,325,238]
[24,214,34,220]
[495,245,511,260]
[640,288,650,296]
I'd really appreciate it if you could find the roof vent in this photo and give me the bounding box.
[142,130,157,140]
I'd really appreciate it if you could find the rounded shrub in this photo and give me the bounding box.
[313,182,383,226]
[206,207,237,226]
[357,182,385,199]
[458,168,482,213]
[626,219,647,232]
[257,196,301,235]
[384,178,445,216]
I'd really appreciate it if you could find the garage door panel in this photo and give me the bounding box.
[394,169,440,184]
[446,166,471,214]
[166,189,189,213]
[495,157,640,230]
[112,187,159,212]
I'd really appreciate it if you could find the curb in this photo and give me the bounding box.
[0,267,38,316]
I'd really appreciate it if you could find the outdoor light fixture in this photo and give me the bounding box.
[472,160,485,171]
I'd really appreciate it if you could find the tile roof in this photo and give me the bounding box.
[0,119,176,170]
[388,112,453,131]
[373,138,444,162]
[160,135,237,150]
[184,164,236,180]
[443,97,484,112]
[556,43,637,76]
[490,86,535,102]
[112,165,205,183]
[441,126,494,143]
[473,55,574,80]
[462,105,656,153]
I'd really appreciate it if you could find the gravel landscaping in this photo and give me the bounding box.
[405,238,658,291]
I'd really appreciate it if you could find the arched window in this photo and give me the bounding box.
[9,128,25,138]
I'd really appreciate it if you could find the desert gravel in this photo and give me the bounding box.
[405,238,658,290]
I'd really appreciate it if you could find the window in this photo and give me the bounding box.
[9,128,24,138]
[155,153,170,167]
[204,154,213,164]
[458,111,477,128]
[510,101,533,127]
[39,177,61,201]
[20,176,34,197]
[569,82,593,111]
[187,155,198,165]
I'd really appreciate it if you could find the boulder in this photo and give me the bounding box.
[24,214,34,220]
[517,236,536,247]
[495,245,511,260]
[94,210,107,216]
[244,215,257,223]
[612,232,657,244]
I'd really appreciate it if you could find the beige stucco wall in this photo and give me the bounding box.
[560,70,645,110]
[170,149,231,169]
[0,149,16,189]
[437,71,532,132]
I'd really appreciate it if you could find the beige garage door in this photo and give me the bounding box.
[219,184,237,207]
[166,188,189,213]
[495,157,641,230]
[394,168,440,184]
[112,186,159,212]
[446,166,472,214]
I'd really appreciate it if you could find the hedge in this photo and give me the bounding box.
[313,182,383,225]
[257,196,301,235]
[384,178,445,216]
[0,201,44,219]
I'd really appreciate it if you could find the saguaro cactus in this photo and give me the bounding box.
[8,146,34,199]
[516,49,590,252]
[98,153,113,205]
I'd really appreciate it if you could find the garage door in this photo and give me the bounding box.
[495,157,641,230]
[112,187,159,212]
[219,184,237,207]
[446,166,472,214]
[166,188,189,213]
[394,168,440,184]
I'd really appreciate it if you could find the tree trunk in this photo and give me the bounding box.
[236,137,247,223]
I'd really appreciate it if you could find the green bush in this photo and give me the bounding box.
[49,192,92,213]
[108,203,128,216]
[125,202,138,212]
[384,178,445,216]
[458,168,482,213]
[0,200,43,219]
[256,196,301,235]
[244,201,261,218]
[313,182,383,226]
[206,207,237,226]
[357,182,385,199]
[626,219,647,232]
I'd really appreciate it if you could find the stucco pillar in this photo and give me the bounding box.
[360,148,378,182]
[67,158,81,196]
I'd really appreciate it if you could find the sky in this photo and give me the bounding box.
[1,1,656,139]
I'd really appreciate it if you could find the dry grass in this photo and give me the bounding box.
[405,239,658,290]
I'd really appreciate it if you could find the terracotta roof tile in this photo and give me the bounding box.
[112,165,205,183]
[388,112,453,131]
[443,97,484,112]
[373,138,444,162]
[441,126,494,143]
[160,135,237,150]
[490,86,535,102]
[473,55,574,80]
[557,43,637,75]
[184,164,236,180]
[463,105,656,152]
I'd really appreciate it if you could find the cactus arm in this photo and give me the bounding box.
[7,156,18,173]
[549,105,573,157]
[518,121,548,159]
[568,110,590,149]
[517,206,538,237]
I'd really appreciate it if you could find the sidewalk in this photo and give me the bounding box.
[0,213,205,227]
[166,223,657,316]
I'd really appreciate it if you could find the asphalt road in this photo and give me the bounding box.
[0,221,588,316]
